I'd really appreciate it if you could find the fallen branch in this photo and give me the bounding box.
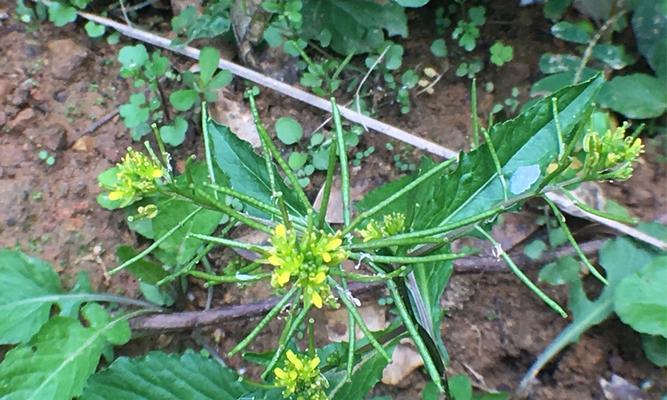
[130,240,606,332]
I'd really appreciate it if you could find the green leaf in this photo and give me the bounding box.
[119,93,150,129]
[538,53,581,74]
[551,21,592,44]
[539,256,581,285]
[598,74,667,119]
[0,250,63,344]
[275,116,303,145]
[118,44,149,71]
[199,47,220,85]
[301,0,407,55]
[591,44,635,70]
[159,116,188,146]
[84,21,105,38]
[430,39,447,57]
[0,303,130,400]
[209,70,232,89]
[207,119,305,218]
[330,348,394,400]
[524,239,547,260]
[393,0,429,7]
[543,0,572,20]
[449,374,473,400]
[631,0,667,71]
[116,245,168,285]
[82,350,251,400]
[614,256,667,337]
[48,2,77,27]
[169,89,198,112]
[413,257,453,361]
[490,41,513,66]
[384,44,404,70]
[288,151,308,170]
[641,334,667,367]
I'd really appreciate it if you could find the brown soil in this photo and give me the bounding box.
[0,2,665,400]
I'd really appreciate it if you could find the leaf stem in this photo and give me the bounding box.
[228,285,299,356]
[349,251,470,265]
[317,138,338,229]
[344,158,457,235]
[109,207,202,275]
[475,226,567,318]
[543,196,608,284]
[261,304,312,380]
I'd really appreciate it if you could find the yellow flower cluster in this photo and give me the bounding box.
[274,350,328,400]
[266,224,346,308]
[582,122,643,180]
[104,148,164,207]
[358,212,406,242]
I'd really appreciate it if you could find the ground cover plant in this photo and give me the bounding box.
[2,0,667,399]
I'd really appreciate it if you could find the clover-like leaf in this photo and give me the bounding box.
[159,117,188,146]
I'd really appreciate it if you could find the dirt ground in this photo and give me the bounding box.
[0,1,665,399]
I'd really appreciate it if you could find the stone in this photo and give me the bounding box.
[23,124,67,151]
[8,108,35,132]
[47,39,89,81]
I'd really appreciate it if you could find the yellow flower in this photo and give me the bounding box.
[263,225,347,309]
[274,350,328,400]
[357,212,406,242]
[100,148,164,207]
[582,122,643,180]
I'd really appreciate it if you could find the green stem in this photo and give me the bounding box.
[349,236,447,251]
[318,139,338,229]
[475,226,567,318]
[331,278,390,361]
[331,98,351,226]
[261,304,312,380]
[344,158,457,235]
[334,267,409,282]
[192,188,273,234]
[471,78,480,148]
[247,92,278,196]
[246,91,313,218]
[551,97,565,157]
[350,251,469,265]
[228,286,299,356]
[385,279,445,393]
[188,270,271,285]
[201,102,219,201]
[560,189,638,225]
[543,196,608,284]
[480,121,508,201]
[203,183,285,220]
[109,207,202,275]
[188,233,269,254]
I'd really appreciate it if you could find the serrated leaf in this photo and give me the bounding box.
[614,256,667,337]
[82,350,252,400]
[414,75,604,230]
[0,303,130,400]
[207,119,305,218]
[0,250,63,344]
[301,0,407,55]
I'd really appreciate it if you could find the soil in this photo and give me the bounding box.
[0,1,665,400]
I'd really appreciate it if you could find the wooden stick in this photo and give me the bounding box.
[78,11,457,159]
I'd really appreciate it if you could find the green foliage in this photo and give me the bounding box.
[82,351,252,399]
[0,250,63,344]
[614,256,667,337]
[452,6,486,51]
[430,38,447,57]
[171,1,232,46]
[47,2,77,27]
[489,41,514,67]
[84,20,105,38]
[301,0,407,55]
[522,226,667,391]
[536,0,667,123]
[0,303,130,400]
[275,116,304,145]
